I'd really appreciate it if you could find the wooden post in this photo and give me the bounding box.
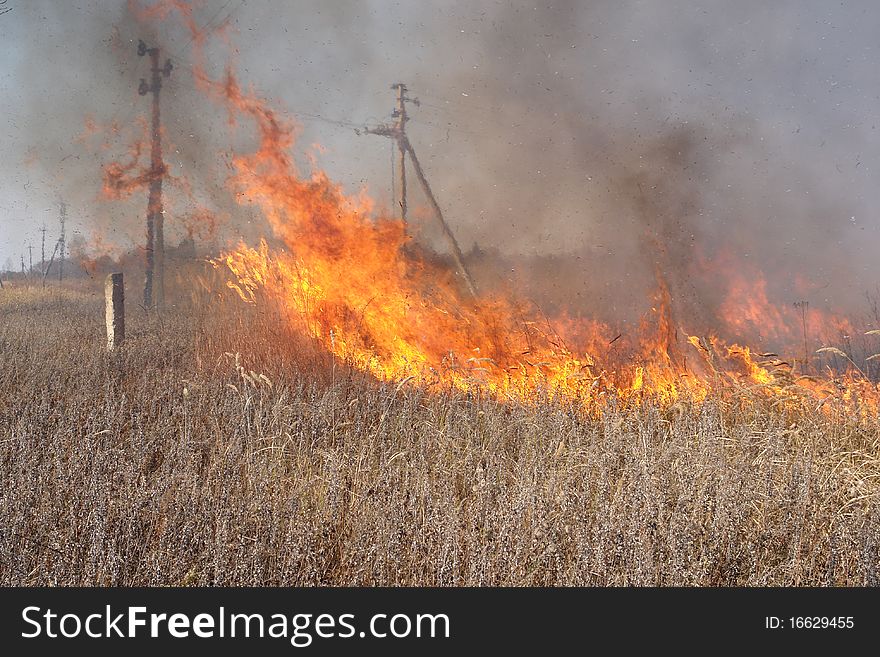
[392,83,408,221]
[139,41,172,309]
[105,273,125,351]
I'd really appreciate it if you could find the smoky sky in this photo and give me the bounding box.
[1,0,878,319]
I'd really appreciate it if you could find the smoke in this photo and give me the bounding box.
[3,0,878,345]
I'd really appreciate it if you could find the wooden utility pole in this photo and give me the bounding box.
[40,224,46,284]
[105,273,125,351]
[794,300,809,371]
[392,83,408,221]
[138,39,172,309]
[42,241,59,286]
[40,222,46,274]
[58,201,66,282]
[362,83,477,297]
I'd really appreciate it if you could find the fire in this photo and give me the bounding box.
[211,68,877,414]
[717,260,854,348]
[100,118,171,200]
[129,2,880,416]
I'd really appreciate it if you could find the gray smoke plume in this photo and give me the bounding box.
[2,0,878,344]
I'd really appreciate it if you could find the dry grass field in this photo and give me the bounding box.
[1,282,878,586]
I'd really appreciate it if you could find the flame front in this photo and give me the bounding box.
[202,70,877,415]
[117,1,879,417]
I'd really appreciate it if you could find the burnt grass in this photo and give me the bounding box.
[1,284,878,586]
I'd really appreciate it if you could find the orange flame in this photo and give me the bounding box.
[131,1,880,416]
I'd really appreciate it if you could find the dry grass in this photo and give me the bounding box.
[1,282,878,586]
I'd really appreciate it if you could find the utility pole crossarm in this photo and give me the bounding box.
[361,124,397,138]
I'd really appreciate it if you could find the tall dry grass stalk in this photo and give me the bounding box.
[0,283,877,585]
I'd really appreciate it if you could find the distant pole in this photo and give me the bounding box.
[20,254,25,275]
[794,300,809,371]
[42,240,59,286]
[105,272,125,351]
[40,224,47,286]
[58,201,66,282]
[27,244,33,277]
[138,39,172,310]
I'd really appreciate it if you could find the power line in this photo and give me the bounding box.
[417,99,494,119]
[143,6,373,136]
[159,57,364,133]
[103,0,242,140]
[289,110,363,130]
[110,4,440,158]
[416,90,500,117]
[407,117,488,140]
[162,0,242,68]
